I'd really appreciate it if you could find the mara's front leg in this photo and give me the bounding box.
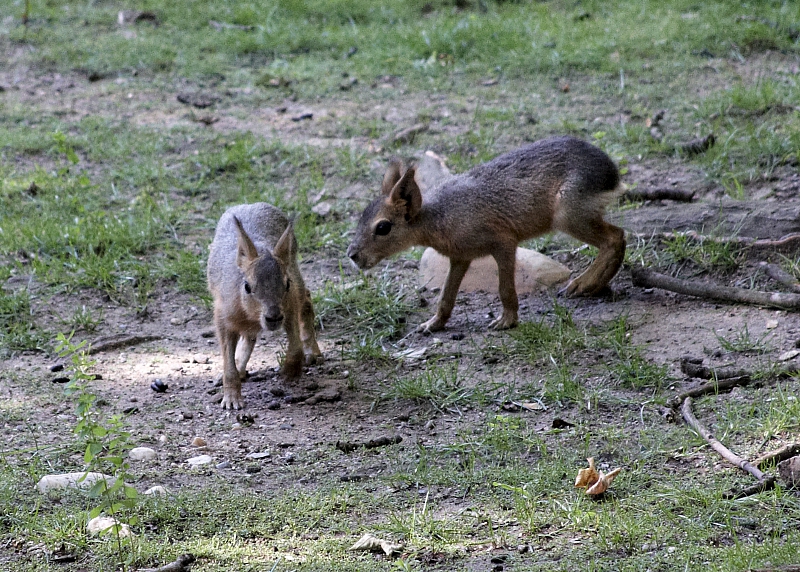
[418,258,471,333]
[490,246,519,330]
[235,333,257,381]
[299,287,323,365]
[280,303,305,378]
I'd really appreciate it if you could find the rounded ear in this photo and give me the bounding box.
[233,216,259,269]
[388,165,422,220]
[273,222,296,263]
[381,158,404,196]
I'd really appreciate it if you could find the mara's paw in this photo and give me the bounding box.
[488,313,518,330]
[281,356,303,378]
[221,390,244,410]
[561,277,610,298]
[417,315,447,334]
[304,348,324,366]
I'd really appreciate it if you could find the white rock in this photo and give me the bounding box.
[129,447,157,461]
[778,349,800,362]
[36,472,116,494]
[144,485,168,496]
[245,451,270,459]
[419,247,570,294]
[187,454,213,467]
[87,515,134,538]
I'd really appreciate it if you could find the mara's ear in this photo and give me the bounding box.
[233,216,259,269]
[273,222,296,264]
[388,165,422,220]
[381,158,404,196]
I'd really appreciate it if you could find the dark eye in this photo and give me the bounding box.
[375,221,392,236]
[244,282,252,294]
[285,278,291,291]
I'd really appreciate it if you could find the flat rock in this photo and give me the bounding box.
[36,472,116,494]
[187,454,213,467]
[144,485,168,496]
[419,248,570,294]
[129,447,157,461]
[87,515,134,538]
[778,455,800,489]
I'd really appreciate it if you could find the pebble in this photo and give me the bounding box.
[129,447,157,461]
[245,464,261,474]
[49,363,65,373]
[158,435,168,445]
[215,460,231,470]
[245,451,270,459]
[284,452,295,464]
[190,437,207,448]
[36,472,116,494]
[267,400,281,410]
[181,411,194,420]
[269,388,286,397]
[766,319,779,330]
[170,317,183,326]
[187,455,213,467]
[231,423,242,430]
[193,354,209,364]
[279,423,293,430]
[87,516,134,538]
[144,485,168,496]
[150,379,168,393]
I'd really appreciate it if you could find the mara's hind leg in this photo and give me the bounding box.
[235,334,257,381]
[418,258,471,333]
[299,288,323,365]
[558,206,625,297]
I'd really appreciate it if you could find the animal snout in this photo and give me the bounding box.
[346,245,367,269]
[263,311,284,331]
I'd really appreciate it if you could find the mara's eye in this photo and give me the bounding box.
[285,278,291,291]
[375,220,392,236]
[244,282,252,294]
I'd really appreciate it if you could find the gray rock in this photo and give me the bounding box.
[36,472,116,494]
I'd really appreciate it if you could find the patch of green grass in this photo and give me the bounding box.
[511,303,587,365]
[0,287,47,353]
[605,315,668,390]
[662,232,742,271]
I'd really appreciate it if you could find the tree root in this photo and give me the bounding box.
[680,397,775,499]
[87,334,162,355]
[631,267,800,310]
[760,262,800,293]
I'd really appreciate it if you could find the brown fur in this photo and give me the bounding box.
[346,136,626,332]
[207,203,322,409]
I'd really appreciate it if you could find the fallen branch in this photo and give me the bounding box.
[681,397,775,498]
[87,334,162,355]
[679,356,751,380]
[760,262,800,293]
[754,444,800,470]
[667,376,755,409]
[140,553,196,572]
[631,267,800,310]
[624,187,696,202]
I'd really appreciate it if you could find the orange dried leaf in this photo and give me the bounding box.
[574,458,599,489]
[586,467,622,496]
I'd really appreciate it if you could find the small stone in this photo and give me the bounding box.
[49,363,65,373]
[157,435,168,445]
[122,406,139,415]
[267,400,281,410]
[231,423,242,430]
[87,516,133,538]
[129,447,157,461]
[279,423,293,430]
[766,320,779,330]
[36,472,116,494]
[246,451,270,459]
[182,411,194,420]
[667,546,677,554]
[150,379,168,393]
[778,350,800,362]
[270,387,286,397]
[144,485,168,496]
[190,437,207,448]
[284,452,295,464]
[170,317,183,326]
[193,354,209,364]
[245,464,261,474]
[451,333,465,341]
[216,460,231,469]
[187,454,213,467]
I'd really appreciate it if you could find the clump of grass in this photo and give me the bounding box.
[716,323,773,355]
[511,303,587,364]
[314,270,415,360]
[662,233,742,271]
[382,361,479,412]
[0,287,47,353]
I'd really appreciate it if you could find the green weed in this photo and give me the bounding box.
[716,323,773,354]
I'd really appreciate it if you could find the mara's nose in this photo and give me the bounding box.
[263,312,284,331]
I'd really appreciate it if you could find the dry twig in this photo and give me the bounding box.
[140,553,196,572]
[680,397,775,499]
[667,376,755,409]
[754,444,800,470]
[88,334,162,355]
[760,262,800,293]
[631,267,800,310]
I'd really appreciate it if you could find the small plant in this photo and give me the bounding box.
[511,303,586,364]
[68,305,103,333]
[383,362,476,413]
[55,333,139,570]
[662,233,742,271]
[0,288,46,353]
[606,315,668,390]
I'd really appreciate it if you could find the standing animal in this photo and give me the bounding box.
[207,203,322,409]
[346,135,625,333]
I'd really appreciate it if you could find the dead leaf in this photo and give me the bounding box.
[575,458,622,496]
[349,533,403,557]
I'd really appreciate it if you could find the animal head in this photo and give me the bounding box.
[233,216,295,331]
[346,159,423,270]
